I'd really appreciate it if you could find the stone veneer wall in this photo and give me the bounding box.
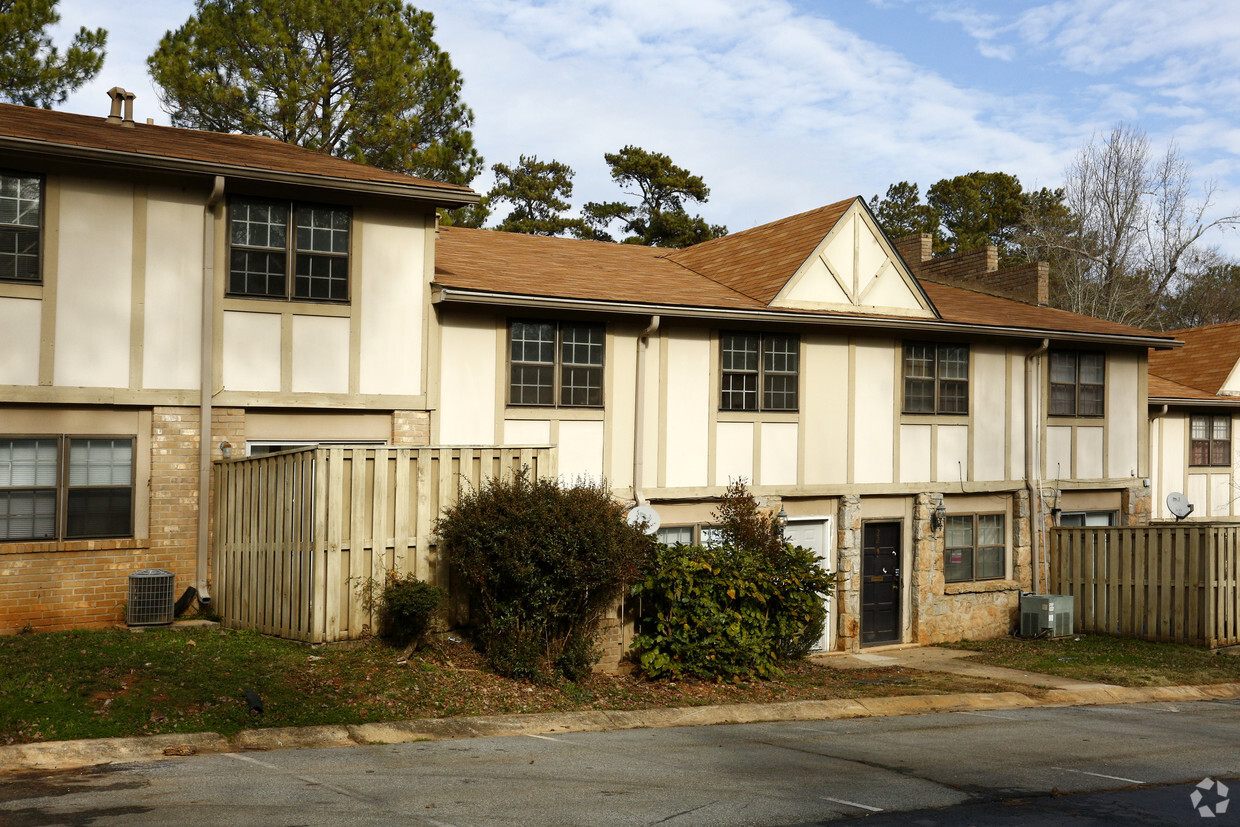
[835,495,863,651]
[910,491,1033,645]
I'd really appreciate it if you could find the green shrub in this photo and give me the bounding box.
[438,470,653,681]
[378,574,445,647]
[631,481,836,680]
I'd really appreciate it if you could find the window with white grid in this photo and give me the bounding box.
[720,332,799,412]
[229,198,350,302]
[509,320,604,407]
[0,438,57,540]
[0,437,134,542]
[0,172,41,283]
[903,342,968,414]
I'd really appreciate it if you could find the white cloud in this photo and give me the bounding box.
[36,0,1240,255]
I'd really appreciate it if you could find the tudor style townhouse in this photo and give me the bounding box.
[1148,322,1240,521]
[1,99,1181,651]
[0,96,475,632]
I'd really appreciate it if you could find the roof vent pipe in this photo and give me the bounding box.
[106,87,124,123]
[106,87,136,126]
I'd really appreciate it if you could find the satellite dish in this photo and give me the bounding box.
[1166,492,1195,521]
[627,504,661,535]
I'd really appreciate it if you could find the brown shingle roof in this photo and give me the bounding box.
[0,102,474,201]
[919,281,1169,340]
[1148,374,1225,401]
[435,226,760,310]
[665,199,854,303]
[1148,321,1240,395]
[435,222,1178,346]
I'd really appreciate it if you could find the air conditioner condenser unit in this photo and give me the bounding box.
[1020,593,1074,638]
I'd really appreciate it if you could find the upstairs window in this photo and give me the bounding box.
[1191,414,1231,467]
[720,332,799,412]
[508,320,604,407]
[229,198,350,302]
[0,172,41,283]
[1050,351,1104,416]
[0,436,133,541]
[903,343,968,414]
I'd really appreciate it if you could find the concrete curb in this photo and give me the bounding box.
[5,683,1239,773]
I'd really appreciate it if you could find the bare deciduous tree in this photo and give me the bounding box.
[1023,123,1240,329]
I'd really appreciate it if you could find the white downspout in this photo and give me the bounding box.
[633,315,660,507]
[1025,338,1049,594]
[197,175,225,608]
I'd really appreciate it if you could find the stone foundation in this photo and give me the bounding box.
[910,491,1027,646]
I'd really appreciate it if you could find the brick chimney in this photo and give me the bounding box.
[893,233,1048,306]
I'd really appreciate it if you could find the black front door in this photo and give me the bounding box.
[862,521,901,645]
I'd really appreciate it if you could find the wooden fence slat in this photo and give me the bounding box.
[393,450,413,577]
[1134,527,1147,638]
[415,448,433,583]
[373,447,391,608]
[348,448,368,635]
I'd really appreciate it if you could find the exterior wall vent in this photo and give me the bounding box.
[127,569,175,626]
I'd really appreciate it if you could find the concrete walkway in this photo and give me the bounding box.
[815,645,1118,690]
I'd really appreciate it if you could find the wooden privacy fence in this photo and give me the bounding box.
[1050,524,1240,647]
[212,445,556,643]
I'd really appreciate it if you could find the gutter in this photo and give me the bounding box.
[1149,397,1239,408]
[1025,338,1049,594]
[197,175,225,610]
[633,315,660,507]
[431,286,1182,351]
[0,136,479,208]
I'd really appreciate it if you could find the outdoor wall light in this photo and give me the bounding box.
[220,440,233,459]
[776,506,788,526]
[932,501,947,531]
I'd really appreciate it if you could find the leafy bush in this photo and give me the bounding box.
[377,573,445,647]
[438,470,653,681]
[631,481,836,680]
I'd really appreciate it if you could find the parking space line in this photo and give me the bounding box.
[821,796,883,812]
[957,710,1023,721]
[525,734,567,742]
[223,752,380,804]
[1052,766,1145,785]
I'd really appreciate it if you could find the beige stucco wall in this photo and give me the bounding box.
[437,312,498,444]
[54,178,132,388]
[142,187,204,390]
[1106,353,1142,478]
[662,328,710,488]
[802,334,849,485]
[0,298,40,385]
[853,340,895,484]
[972,347,1007,480]
[222,310,281,392]
[291,315,350,394]
[358,208,427,397]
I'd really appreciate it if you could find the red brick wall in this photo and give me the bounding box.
[0,407,233,634]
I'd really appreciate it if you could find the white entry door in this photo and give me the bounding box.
[783,517,835,652]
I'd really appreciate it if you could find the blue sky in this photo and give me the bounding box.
[49,0,1240,252]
